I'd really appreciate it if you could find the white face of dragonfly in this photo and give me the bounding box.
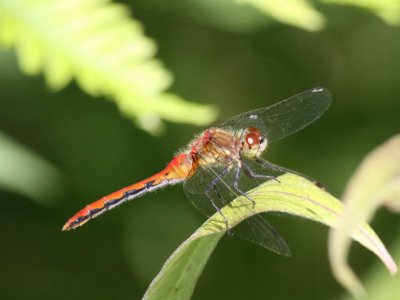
[241,127,268,159]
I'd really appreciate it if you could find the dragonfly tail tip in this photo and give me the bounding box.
[62,222,72,231]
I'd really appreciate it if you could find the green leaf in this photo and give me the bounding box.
[329,134,400,298]
[0,131,64,204]
[143,232,224,300]
[143,173,396,300]
[339,235,400,300]
[0,0,217,133]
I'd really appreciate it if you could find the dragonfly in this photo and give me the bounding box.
[63,87,332,256]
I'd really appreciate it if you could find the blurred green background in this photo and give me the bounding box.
[1,1,400,299]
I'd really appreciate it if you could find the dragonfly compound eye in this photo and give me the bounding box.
[245,132,260,149]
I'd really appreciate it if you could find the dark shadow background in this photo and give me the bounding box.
[1,1,399,299]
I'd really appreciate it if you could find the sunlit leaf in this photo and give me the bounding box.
[233,0,325,31]
[339,235,400,300]
[0,131,64,204]
[324,0,400,25]
[143,173,395,300]
[329,134,400,298]
[139,0,400,33]
[0,0,217,133]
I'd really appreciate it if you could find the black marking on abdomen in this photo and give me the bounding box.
[145,180,156,188]
[73,215,90,227]
[89,207,103,218]
[87,178,182,225]
[124,186,146,198]
[104,196,125,210]
[104,186,148,210]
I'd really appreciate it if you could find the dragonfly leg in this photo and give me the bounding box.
[204,167,231,231]
[232,164,256,208]
[255,158,289,174]
[204,188,230,232]
[255,158,325,188]
[241,159,279,183]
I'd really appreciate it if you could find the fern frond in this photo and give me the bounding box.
[233,0,400,31]
[324,0,400,25]
[233,0,326,31]
[0,0,217,133]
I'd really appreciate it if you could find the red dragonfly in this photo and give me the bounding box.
[63,87,331,256]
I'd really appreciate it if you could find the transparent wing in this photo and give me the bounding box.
[183,158,291,256]
[184,163,237,217]
[221,87,331,142]
[233,213,291,256]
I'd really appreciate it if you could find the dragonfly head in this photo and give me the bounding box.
[241,127,268,158]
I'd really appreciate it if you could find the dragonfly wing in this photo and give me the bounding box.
[184,154,286,215]
[184,164,237,217]
[232,213,291,256]
[221,87,331,143]
[184,161,290,255]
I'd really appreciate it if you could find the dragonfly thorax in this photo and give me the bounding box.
[189,128,242,166]
[240,127,268,159]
